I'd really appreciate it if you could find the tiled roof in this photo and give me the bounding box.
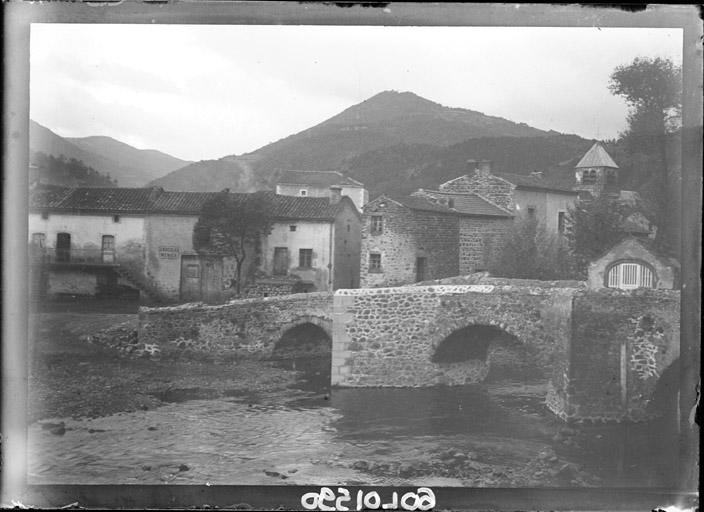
[277,170,364,188]
[29,186,354,221]
[412,190,513,217]
[575,142,619,168]
[495,171,578,193]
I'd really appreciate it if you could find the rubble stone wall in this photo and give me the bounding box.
[138,292,333,359]
[331,285,575,388]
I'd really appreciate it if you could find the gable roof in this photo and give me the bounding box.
[495,171,578,194]
[29,186,355,221]
[413,190,514,217]
[371,192,511,218]
[277,170,364,188]
[575,142,619,169]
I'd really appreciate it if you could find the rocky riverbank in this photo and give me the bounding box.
[29,313,298,423]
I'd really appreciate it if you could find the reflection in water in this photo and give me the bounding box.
[28,353,680,487]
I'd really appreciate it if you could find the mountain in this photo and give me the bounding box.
[29,120,191,186]
[150,90,568,192]
[341,134,593,198]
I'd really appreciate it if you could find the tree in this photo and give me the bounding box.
[489,218,576,280]
[608,57,682,247]
[193,190,274,296]
[564,196,628,275]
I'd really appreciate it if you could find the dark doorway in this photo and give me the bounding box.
[416,257,427,282]
[56,232,71,262]
[273,247,289,276]
[180,255,202,302]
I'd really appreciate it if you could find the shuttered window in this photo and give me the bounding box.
[606,261,655,289]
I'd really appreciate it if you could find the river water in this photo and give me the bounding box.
[28,357,678,487]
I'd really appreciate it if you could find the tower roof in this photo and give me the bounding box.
[575,142,619,169]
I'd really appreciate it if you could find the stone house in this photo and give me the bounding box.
[360,192,513,287]
[438,160,579,235]
[29,186,361,302]
[276,170,368,212]
[587,236,679,290]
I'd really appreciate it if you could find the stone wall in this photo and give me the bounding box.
[360,198,459,287]
[138,292,333,359]
[459,217,512,273]
[439,171,515,211]
[331,285,575,388]
[547,289,680,422]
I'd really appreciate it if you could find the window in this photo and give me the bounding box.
[448,198,455,209]
[557,212,566,235]
[347,224,350,232]
[299,189,308,197]
[606,170,617,185]
[102,235,115,263]
[101,235,115,251]
[299,248,313,268]
[31,233,46,248]
[606,261,655,290]
[41,211,49,220]
[289,225,297,232]
[112,215,121,223]
[527,206,536,219]
[582,169,597,184]
[371,215,383,234]
[369,253,382,272]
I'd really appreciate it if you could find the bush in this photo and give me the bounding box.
[489,218,577,280]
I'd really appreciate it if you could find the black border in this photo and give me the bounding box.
[2,2,701,510]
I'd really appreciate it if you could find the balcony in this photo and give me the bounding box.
[30,247,121,267]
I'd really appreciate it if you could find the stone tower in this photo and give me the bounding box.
[574,142,619,198]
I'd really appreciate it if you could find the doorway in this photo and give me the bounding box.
[56,233,71,262]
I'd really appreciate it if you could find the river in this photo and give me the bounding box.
[28,356,678,487]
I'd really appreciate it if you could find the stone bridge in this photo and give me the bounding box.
[138,281,680,422]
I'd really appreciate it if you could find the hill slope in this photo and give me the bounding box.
[30,120,191,187]
[151,90,566,192]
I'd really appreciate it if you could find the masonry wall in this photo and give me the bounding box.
[332,285,574,388]
[360,199,459,287]
[138,292,333,358]
[459,217,512,274]
[440,172,515,211]
[553,289,680,422]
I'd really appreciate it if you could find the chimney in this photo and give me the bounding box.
[329,185,342,204]
[468,159,492,176]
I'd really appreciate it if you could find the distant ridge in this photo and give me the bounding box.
[151,90,579,193]
[30,120,192,187]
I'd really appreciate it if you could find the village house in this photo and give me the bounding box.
[437,160,579,235]
[28,186,361,302]
[275,170,368,212]
[360,191,513,287]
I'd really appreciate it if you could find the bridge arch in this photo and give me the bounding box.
[272,316,332,360]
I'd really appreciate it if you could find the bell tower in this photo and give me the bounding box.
[574,142,619,198]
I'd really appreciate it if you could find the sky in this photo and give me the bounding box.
[30,24,682,162]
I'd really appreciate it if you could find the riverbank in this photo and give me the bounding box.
[29,312,298,422]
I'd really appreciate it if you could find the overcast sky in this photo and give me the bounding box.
[30,24,682,162]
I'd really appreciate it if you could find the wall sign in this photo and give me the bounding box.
[159,246,180,259]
